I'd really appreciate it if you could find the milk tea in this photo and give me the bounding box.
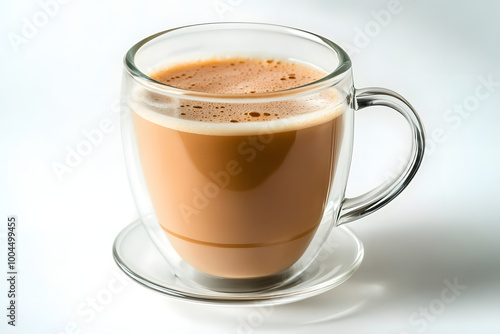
[131,57,346,278]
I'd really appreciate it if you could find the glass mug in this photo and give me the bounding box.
[117,23,425,293]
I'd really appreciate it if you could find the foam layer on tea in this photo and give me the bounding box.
[153,57,323,94]
[133,57,344,135]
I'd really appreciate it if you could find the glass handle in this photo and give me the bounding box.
[338,87,425,225]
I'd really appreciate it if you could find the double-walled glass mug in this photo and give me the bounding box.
[113,23,425,303]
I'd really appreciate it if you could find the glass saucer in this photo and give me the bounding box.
[113,220,364,306]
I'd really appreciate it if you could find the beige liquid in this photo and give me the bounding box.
[132,57,346,278]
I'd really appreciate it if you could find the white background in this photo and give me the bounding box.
[1,0,499,333]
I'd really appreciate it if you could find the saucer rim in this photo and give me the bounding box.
[113,220,364,306]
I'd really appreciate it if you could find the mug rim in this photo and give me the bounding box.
[124,22,352,103]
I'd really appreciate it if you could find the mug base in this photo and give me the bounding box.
[112,219,364,306]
